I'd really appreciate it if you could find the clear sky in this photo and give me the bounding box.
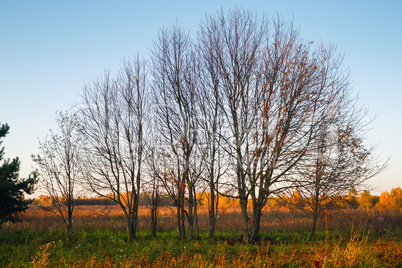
[0,0,401,195]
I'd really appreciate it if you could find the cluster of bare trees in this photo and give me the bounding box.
[33,9,385,243]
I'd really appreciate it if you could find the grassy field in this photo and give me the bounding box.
[1,206,401,267]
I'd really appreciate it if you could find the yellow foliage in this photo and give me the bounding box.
[196,192,240,209]
[38,195,53,206]
[377,187,402,209]
[358,190,379,209]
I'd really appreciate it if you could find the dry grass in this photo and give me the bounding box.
[5,205,402,237]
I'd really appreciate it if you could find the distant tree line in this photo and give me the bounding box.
[34,187,401,211]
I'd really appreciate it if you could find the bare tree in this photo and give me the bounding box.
[143,176,161,238]
[245,26,348,243]
[198,9,361,243]
[197,93,226,238]
[150,25,201,241]
[295,101,388,240]
[78,57,148,241]
[199,8,274,243]
[144,129,162,237]
[197,36,229,238]
[33,111,81,240]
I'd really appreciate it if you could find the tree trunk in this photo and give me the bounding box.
[151,207,157,237]
[208,137,218,238]
[209,185,216,238]
[250,207,262,243]
[310,204,319,241]
[309,214,319,241]
[195,199,200,238]
[187,220,194,241]
[176,194,186,241]
[151,190,158,237]
[310,175,321,241]
[180,207,186,239]
[187,185,194,242]
[67,208,73,241]
[126,201,139,241]
[240,197,250,243]
[176,205,182,239]
[126,218,136,241]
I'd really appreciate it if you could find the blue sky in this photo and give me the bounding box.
[0,0,401,195]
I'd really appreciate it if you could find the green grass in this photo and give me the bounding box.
[1,227,401,267]
[2,207,401,267]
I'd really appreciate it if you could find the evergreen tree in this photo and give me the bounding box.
[0,123,38,229]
